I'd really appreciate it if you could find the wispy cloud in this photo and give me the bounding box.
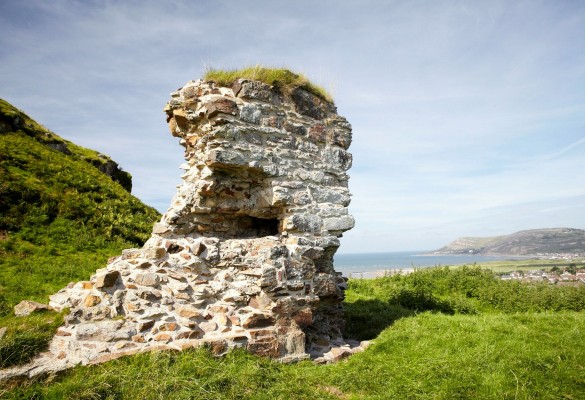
[542,136,585,160]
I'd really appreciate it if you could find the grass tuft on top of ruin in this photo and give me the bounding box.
[204,65,334,104]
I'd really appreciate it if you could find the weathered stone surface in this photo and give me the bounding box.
[293,308,313,328]
[176,329,203,340]
[285,214,322,233]
[291,87,332,120]
[284,331,306,355]
[152,223,169,235]
[0,74,355,381]
[82,281,94,289]
[159,322,178,331]
[329,346,352,361]
[75,320,126,341]
[199,321,217,333]
[247,338,280,357]
[206,98,237,118]
[138,320,155,332]
[13,300,52,317]
[176,305,201,319]
[135,273,160,287]
[207,149,247,167]
[248,292,272,310]
[95,271,120,289]
[208,340,228,355]
[232,79,273,102]
[144,247,166,259]
[154,333,172,342]
[308,123,328,142]
[83,295,102,307]
[241,312,275,329]
[323,216,355,232]
[240,103,262,124]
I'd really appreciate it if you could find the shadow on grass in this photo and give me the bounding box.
[343,299,415,341]
[0,310,64,369]
[343,288,471,341]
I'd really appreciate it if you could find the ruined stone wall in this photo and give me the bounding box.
[2,76,357,379]
[152,78,355,356]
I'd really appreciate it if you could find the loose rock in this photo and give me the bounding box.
[13,300,52,317]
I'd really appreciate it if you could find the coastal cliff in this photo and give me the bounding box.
[431,228,585,256]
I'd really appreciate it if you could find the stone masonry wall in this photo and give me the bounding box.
[1,76,358,379]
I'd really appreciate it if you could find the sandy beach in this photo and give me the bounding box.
[345,268,415,279]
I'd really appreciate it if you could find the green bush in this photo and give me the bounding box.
[477,280,585,312]
[344,266,585,340]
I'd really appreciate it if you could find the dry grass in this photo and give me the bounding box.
[204,65,334,104]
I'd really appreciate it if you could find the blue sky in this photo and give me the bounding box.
[1,0,584,253]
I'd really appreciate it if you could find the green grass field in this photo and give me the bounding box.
[477,258,585,273]
[2,266,584,399]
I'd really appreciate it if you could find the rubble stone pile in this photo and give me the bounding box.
[1,73,364,380]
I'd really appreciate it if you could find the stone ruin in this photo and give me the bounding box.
[1,73,366,380]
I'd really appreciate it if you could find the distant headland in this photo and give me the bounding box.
[428,228,585,258]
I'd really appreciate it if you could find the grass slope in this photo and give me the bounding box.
[0,131,160,308]
[0,99,132,191]
[0,99,160,368]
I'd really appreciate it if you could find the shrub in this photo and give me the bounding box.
[346,266,585,316]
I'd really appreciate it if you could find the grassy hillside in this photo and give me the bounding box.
[433,228,585,255]
[2,266,584,399]
[432,236,502,254]
[485,228,585,255]
[0,99,132,192]
[0,99,160,311]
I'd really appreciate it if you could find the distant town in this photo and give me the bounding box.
[499,263,585,285]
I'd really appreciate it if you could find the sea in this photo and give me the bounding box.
[334,251,530,277]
